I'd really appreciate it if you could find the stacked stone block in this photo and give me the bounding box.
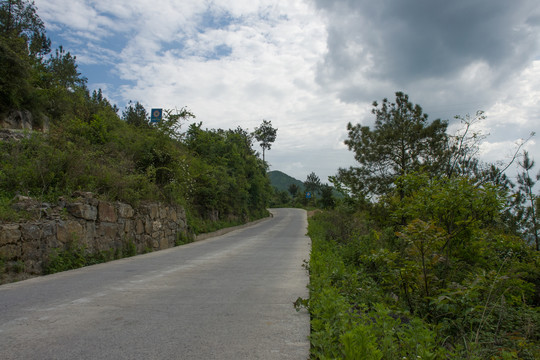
[0,193,187,275]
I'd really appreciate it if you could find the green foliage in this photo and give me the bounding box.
[320,184,336,209]
[122,100,148,128]
[45,237,142,274]
[0,2,273,281]
[0,94,271,224]
[306,212,447,359]
[308,92,540,358]
[252,119,277,162]
[288,183,300,197]
[307,182,540,358]
[0,2,279,222]
[0,35,34,113]
[185,123,271,222]
[391,174,503,268]
[516,151,540,250]
[44,46,85,90]
[267,170,304,193]
[122,238,137,258]
[174,231,194,246]
[45,239,89,274]
[304,171,321,195]
[269,188,291,208]
[0,0,50,56]
[336,91,448,199]
[0,191,29,221]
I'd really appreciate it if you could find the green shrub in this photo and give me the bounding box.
[122,238,137,257]
[306,207,540,359]
[45,240,87,274]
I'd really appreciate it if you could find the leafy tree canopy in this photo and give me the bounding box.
[253,119,277,162]
[337,91,448,199]
[0,0,50,57]
[122,101,149,128]
[304,171,321,195]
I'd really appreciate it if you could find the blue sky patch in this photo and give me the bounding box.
[210,44,232,60]
[199,9,235,31]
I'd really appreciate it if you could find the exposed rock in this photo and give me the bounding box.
[40,116,50,133]
[145,218,153,233]
[0,110,49,144]
[159,206,168,219]
[99,222,118,239]
[66,203,97,221]
[13,195,33,202]
[0,224,21,246]
[98,201,117,222]
[135,219,145,235]
[11,197,49,216]
[159,237,168,250]
[168,208,178,223]
[20,223,42,241]
[82,222,96,247]
[0,129,27,141]
[0,197,188,282]
[21,240,42,262]
[0,244,21,259]
[42,222,56,238]
[71,191,95,199]
[24,259,41,274]
[147,204,159,219]
[208,210,219,222]
[117,203,134,218]
[123,219,132,233]
[42,222,59,250]
[57,220,83,243]
[1,110,33,130]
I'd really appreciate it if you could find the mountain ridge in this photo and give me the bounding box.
[268,170,304,193]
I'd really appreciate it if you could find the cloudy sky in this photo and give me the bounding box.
[35,0,540,184]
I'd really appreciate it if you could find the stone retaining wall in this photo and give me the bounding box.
[0,192,187,276]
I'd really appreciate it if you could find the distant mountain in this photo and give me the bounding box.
[268,170,304,193]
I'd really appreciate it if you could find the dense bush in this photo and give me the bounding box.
[0,108,271,229]
[0,0,271,231]
[304,174,540,359]
[303,92,540,359]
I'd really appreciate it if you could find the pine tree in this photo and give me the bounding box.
[337,91,448,198]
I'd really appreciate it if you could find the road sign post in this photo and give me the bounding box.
[151,108,162,124]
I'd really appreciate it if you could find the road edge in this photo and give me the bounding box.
[194,211,274,242]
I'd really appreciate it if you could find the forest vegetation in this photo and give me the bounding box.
[0,0,272,234]
[1,2,539,358]
[299,92,540,359]
[269,170,340,209]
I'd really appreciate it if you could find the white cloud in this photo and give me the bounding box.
[35,0,540,184]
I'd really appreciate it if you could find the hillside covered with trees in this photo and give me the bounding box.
[0,0,272,233]
[301,92,540,359]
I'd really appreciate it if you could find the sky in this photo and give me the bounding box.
[34,0,540,185]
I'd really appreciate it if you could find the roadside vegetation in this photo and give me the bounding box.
[0,0,272,234]
[297,93,540,359]
[270,170,338,209]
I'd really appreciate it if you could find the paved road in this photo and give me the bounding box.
[0,208,310,359]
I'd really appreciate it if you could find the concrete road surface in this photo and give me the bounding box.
[0,208,310,359]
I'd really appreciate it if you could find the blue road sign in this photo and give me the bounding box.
[151,108,162,123]
[306,192,312,199]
